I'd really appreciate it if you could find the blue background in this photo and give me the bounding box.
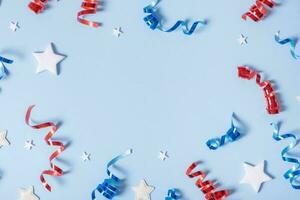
[0,0,299,199]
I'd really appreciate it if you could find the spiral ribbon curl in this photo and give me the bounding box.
[206,114,240,150]
[77,0,100,28]
[25,105,65,192]
[186,162,229,200]
[242,0,275,22]
[275,31,300,60]
[238,66,279,114]
[271,123,300,189]
[165,189,181,200]
[143,0,206,35]
[0,56,13,80]
[91,149,133,199]
[28,0,48,14]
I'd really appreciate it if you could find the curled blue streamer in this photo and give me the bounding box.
[143,0,206,35]
[271,123,300,189]
[91,149,133,199]
[206,114,241,150]
[0,56,13,80]
[165,188,181,200]
[274,31,300,60]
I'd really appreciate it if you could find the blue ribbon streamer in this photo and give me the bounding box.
[206,114,241,150]
[165,188,181,200]
[91,149,133,199]
[0,56,13,80]
[271,123,300,189]
[274,31,300,60]
[143,0,206,35]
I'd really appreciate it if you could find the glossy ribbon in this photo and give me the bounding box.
[271,123,300,189]
[186,162,229,200]
[28,0,48,14]
[143,0,206,35]
[165,189,181,200]
[238,66,279,114]
[91,149,133,199]
[275,31,300,60]
[0,56,13,80]
[242,0,275,22]
[25,105,65,192]
[206,114,240,150]
[77,0,100,28]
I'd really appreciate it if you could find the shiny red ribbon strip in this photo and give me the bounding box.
[238,66,279,114]
[28,0,48,14]
[25,105,65,192]
[77,0,100,28]
[186,162,229,200]
[242,0,275,22]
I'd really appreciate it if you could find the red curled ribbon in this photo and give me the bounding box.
[238,66,279,114]
[77,0,100,28]
[25,105,65,192]
[28,0,48,14]
[186,162,229,200]
[242,0,275,22]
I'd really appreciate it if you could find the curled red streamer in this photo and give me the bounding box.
[238,66,279,114]
[25,105,65,192]
[186,162,229,200]
[77,0,100,28]
[242,0,275,22]
[28,0,48,14]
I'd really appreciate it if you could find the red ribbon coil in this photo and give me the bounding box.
[25,105,65,192]
[186,162,229,200]
[238,66,279,114]
[242,0,275,22]
[28,0,48,14]
[77,0,100,28]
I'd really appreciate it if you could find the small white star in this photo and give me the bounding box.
[19,186,39,200]
[158,151,168,161]
[81,151,91,162]
[238,34,248,45]
[0,130,10,148]
[24,140,35,150]
[296,96,300,101]
[132,179,155,200]
[113,27,123,37]
[240,160,272,193]
[10,21,19,32]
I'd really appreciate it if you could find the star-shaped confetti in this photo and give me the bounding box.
[158,150,168,161]
[296,96,300,101]
[10,21,19,32]
[24,140,35,150]
[33,43,66,75]
[0,130,10,148]
[81,151,91,162]
[113,27,123,38]
[132,179,154,200]
[240,160,272,193]
[19,186,39,200]
[238,34,248,45]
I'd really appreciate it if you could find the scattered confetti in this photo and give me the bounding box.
[158,150,168,161]
[81,151,91,162]
[10,21,19,32]
[77,0,100,28]
[275,31,300,60]
[24,140,35,150]
[242,0,275,22]
[238,34,248,45]
[112,27,123,38]
[165,189,181,200]
[0,130,10,148]
[132,179,155,200]
[19,186,39,200]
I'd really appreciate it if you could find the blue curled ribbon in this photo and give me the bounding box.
[143,0,206,35]
[271,123,300,189]
[91,149,133,199]
[206,113,241,150]
[165,188,181,200]
[0,56,14,80]
[275,31,300,60]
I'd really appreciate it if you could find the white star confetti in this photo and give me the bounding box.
[19,186,39,200]
[240,160,272,193]
[113,27,123,38]
[238,34,248,45]
[10,21,19,32]
[33,43,66,75]
[158,150,168,161]
[24,140,35,150]
[0,130,10,148]
[296,96,300,101]
[132,179,154,200]
[81,151,91,162]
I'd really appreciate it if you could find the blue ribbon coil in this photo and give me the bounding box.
[275,31,300,60]
[0,56,13,80]
[165,188,181,200]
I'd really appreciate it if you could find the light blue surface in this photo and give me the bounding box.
[0,0,299,199]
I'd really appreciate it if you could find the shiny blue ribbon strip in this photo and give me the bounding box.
[0,56,13,80]
[271,123,300,189]
[143,0,206,35]
[274,31,300,60]
[165,188,181,200]
[206,113,241,150]
[91,149,133,199]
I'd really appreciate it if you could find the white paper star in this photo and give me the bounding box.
[10,21,19,32]
[240,160,272,193]
[19,186,39,200]
[24,140,35,150]
[113,27,123,37]
[33,43,66,75]
[158,151,168,161]
[0,130,10,148]
[81,151,91,162]
[132,180,154,200]
[296,96,300,101]
[238,34,248,45]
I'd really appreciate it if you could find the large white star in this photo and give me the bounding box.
[132,179,155,200]
[33,43,66,75]
[240,160,272,193]
[19,186,39,200]
[0,130,10,148]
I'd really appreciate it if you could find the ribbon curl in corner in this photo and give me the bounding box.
[77,0,100,28]
[275,31,300,60]
[28,0,48,14]
[165,188,181,200]
[242,0,275,22]
[0,56,13,80]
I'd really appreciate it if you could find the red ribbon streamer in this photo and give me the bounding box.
[77,0,100,28]
[242,0,275,22]
[238,66,279,114]
[186,162,229,200]
[25,105,65,192]
[28,0,48,14]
